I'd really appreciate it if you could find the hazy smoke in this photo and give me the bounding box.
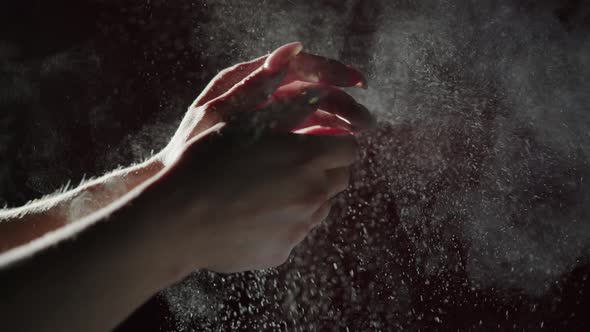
[1,0,589,330]
[162,0,590,329]
[361,0,590,294]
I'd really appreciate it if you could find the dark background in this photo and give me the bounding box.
[1,0,590,331]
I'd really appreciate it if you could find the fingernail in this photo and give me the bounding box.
[348,66,368,89]
[355,80,368,89]
[264,42,303,72]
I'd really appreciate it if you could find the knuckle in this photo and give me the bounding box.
[268,249,292,267]
[311,207,331,226]
[303,184,329,206]
[287,221,312,245]
[331,169,351,193]
[308,214,323,228]
[333,181,348,195]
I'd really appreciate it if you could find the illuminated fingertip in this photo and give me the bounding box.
[348,66,368,89]
[290,41,304,56]
[264,42,304,72]
[355,80,368,89]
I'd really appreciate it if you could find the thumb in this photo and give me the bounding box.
[193,42,303,108]
[205,42,303,119]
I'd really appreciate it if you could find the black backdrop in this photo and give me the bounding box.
[2,0,590,331]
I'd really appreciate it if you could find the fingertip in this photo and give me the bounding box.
[264,42,304,72]
[289,41,304,55]
[348,66,369,89]
[355,78,368,89]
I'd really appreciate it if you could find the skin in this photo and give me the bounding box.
[0,42,375,332]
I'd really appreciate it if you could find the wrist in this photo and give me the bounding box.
[160,106,224,167]
[127,166,213,285]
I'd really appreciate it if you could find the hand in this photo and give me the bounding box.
[161,42,375,165]
[150,129,359,274]
[145,42,375,277]
[0,43,373,332]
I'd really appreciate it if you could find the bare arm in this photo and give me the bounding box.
[0,42,372,255]
[0,42,374,332]
[0,166,176,332]
[0,156,164,252]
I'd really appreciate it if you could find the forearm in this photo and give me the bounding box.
[0,174,186,332]
[0,155,164,252]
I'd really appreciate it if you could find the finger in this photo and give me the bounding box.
[242,133,357,170]
[233,86,324,133]
[293,126,352,136]
[325,167,351,198]
[283,52,368,88]
[195,42,304,108]
[205,42,303,118]
[292,110,354,132]
[264,42,304,72]
[193,56,267,107]
[309,201,332,227]
[269,82,376,131]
